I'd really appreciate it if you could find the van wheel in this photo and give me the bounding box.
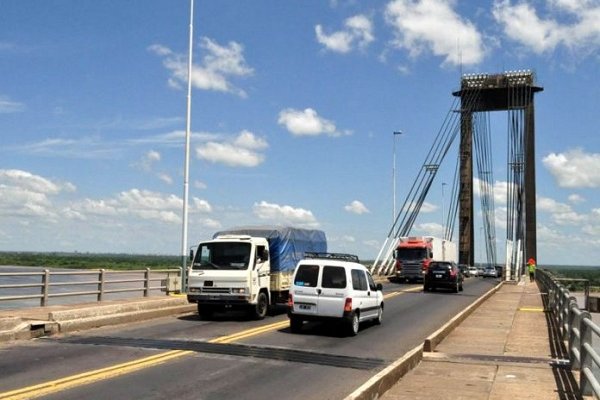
[346,312,360,336]
[198,304,213,320]
[289,316,303,333]
[253,292,268,320]
[375,306,383,325]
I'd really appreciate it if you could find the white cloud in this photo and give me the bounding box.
[0,95,25,113]
[568,194,585,204]
[344,200,370,214]
[493,0,600,57]
[384,0,485,66]
[537,195,585,225]
[136,150,161,172]
[0,169,76,219]
[149,37,254,97]
[157,173,173,185]
[278,108,349,137]
[414,222,444,237]
[193,198,212,213]
[196,130,268,167]
[194,180,207,190]
[542,148,600,188]
[252,201,319,228]
[403,201,437,213]
[315,14,374,53]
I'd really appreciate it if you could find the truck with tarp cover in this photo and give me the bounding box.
[187,226,327,319]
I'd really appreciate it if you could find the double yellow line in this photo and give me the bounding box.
[0,288,417,399]
[0,320,289,400]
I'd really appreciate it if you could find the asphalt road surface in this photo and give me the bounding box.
[0,277,499,400]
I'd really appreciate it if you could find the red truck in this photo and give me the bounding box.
[394,236,457,282]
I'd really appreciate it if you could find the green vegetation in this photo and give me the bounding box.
[0,252,181,270]
[543,265,600,292]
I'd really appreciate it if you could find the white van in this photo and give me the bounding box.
[287,253,384,336]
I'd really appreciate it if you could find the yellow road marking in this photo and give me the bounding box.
[1,288,416,399]
[0,318,290,400]
[518,307,544,312]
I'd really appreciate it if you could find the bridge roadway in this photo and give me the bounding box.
[0,278,580,400]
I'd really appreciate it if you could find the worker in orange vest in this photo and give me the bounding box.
[527,258,536,282]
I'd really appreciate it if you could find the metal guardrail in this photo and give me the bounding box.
[537,269,600,398]
[0,268,182,306]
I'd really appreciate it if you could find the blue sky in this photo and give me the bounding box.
[1,0,598,266]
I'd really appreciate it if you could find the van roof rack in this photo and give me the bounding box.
[304,252,360,262]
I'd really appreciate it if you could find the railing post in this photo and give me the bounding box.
[41,269,50,307]
[579,311,592,396]
[584,280,589,311]
[144,268,150,297]
[567,298,579,370]
[98,269,105,302]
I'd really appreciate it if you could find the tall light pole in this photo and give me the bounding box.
[441,182,447,238]
[392,131,403,226]
[180,0,194,293]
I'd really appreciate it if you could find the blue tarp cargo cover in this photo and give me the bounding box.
[212,226,327,273]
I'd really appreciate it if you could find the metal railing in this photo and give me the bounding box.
[0,268,182,307]
[537,269,600,398]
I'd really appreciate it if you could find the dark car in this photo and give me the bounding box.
[424,261,463,293]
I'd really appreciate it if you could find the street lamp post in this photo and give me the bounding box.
[392,131,403,226]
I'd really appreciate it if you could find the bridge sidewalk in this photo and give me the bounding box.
[380,279,584,400]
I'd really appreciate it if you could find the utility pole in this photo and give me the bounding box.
[441,182,447,239]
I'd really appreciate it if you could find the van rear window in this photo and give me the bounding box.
[322,266,347,288]
[294,264,319,287]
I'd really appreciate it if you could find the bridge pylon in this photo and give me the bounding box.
[453,71,543,271]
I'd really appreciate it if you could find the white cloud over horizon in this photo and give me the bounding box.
[252,201,319,228]
[344,200,370,214]
[384,0,485,66]
[315,14,375,53]
[542,149,600,188]
[278,108,350,137]
[149,37,254,97]
[196,130,268,167]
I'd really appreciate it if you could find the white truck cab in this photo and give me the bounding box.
[187,227,327,320]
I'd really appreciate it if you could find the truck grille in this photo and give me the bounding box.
[200,287,231,294]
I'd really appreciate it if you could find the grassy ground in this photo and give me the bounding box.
[0,252,181,270]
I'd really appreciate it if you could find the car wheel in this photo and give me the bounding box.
[374,305,383,325]
[347,312,360,336]
[253,292,268,320]
[454,280,459,293]
[289,316,303,333]
[459,282,464,292]
[198,304,213,320]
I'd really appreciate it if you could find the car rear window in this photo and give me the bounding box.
[322,266,347,289]
[430,263,451,272]
[294,264,319,287]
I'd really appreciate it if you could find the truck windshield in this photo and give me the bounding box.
[192,242,252,270]
[397,248,427,261]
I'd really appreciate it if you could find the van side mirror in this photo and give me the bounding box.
[376,283,383,291]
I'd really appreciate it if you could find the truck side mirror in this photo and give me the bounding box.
[261,249,269,261]
[189,249,194,261]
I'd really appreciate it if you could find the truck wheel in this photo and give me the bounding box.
[289,316,303,333]
[253,292,268,320]
[198,304,213,320]
[346,312,360,336]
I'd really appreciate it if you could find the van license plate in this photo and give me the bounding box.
[299,304,312,311]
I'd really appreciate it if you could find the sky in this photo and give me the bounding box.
[0,0,598,266]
